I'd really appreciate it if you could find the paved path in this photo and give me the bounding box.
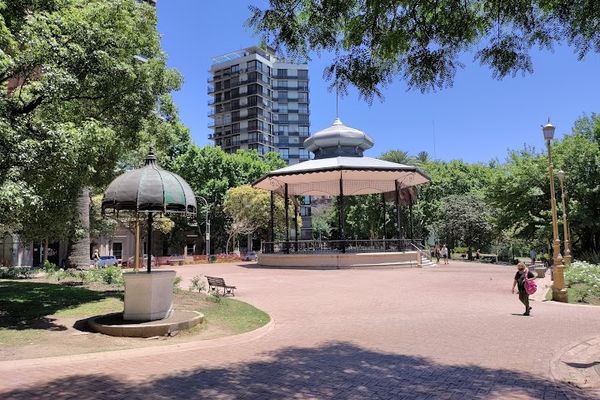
[1,262,599,399]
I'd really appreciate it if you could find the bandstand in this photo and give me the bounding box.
[253,118,431,268]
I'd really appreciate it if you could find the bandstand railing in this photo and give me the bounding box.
[261,239,425,254]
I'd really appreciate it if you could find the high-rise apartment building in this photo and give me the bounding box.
[208,46,312,238]
[208,46,310,165]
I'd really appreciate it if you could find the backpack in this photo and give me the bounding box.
[523,272,537,295]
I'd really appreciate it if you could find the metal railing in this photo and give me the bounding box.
[261,239,424,254]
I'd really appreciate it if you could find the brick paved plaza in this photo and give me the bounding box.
[1,262,599,399]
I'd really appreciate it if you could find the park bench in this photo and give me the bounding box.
[206,276,236,296]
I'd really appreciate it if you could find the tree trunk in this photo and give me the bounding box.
[43,238,49,263]
[67,187,91,268]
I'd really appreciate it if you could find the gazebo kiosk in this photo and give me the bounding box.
[102,150,197,321]
[253,118,431,268]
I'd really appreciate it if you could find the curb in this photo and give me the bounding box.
[549,335,600,399]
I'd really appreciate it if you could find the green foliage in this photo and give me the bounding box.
[189,275,207,293]
[222,184,291,252]
[43,260,58,274]
[565,261,600,303]
[173,147,285,252]
[172,276,182,292]
[579,250,600,265]
[0,266,33,279]
[84,265,123,286]
[0,0,189,248]
[250,1,600,98]
[434,194,493,253]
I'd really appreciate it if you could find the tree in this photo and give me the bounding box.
[249,1,600,98]
[434,194,493,258]
[173,147,286,252]
[0,0,185,266]
[380,150,417,166]
[223,185,289,253]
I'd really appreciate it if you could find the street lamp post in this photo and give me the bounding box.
[556,170,572,265]
[198,196,211,262]
[543,122,567,302]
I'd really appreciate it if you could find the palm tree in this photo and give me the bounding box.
[379,150,417,166]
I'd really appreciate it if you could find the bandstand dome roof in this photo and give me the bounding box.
[102,151,197,216]
[253,118,430,197]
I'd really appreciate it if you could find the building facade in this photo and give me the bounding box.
[208,46,313,239]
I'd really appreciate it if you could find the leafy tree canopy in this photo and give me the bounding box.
[249,0,600,99]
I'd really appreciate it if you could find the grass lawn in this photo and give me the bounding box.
[0,279,270,359]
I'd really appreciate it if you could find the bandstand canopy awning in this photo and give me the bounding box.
[253,156,430,196]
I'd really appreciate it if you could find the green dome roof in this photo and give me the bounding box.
[102,151,196,216]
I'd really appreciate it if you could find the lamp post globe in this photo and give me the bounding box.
[542,122,567,302]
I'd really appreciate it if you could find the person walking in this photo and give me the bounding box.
[434,245,440,263]
[441,245,449,264]
[529,248,537,266]
[512,262,535,316]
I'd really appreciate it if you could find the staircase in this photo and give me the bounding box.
[410,243,437,268]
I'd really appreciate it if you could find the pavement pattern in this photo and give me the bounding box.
[1,261,599,399]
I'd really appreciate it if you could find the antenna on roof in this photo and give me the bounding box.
[335,81,339,119]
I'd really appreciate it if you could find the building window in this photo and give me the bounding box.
[248,60,262,72]
[300,206,312,216]
[278,104,288,113]
[231,64,240,73]
[298,80,309,91]
[278,80,288,88]
[299,104,308,113]
[277,68,287,77]
[299,126,309,135]
[278,114,288,123]
[299,92,308,102]
[299,149,309,159]
[298,69,308,79]
[279,148,289,159]
[278,125,288,135]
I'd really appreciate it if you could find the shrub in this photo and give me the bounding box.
[83,266,123,286]
[579,250,600,265]
[189,275,206,292]
[100,265,124,285]
[173,276,182,292]
[43,260,58,275]
[0,266,33,279]
[565,261,600,302]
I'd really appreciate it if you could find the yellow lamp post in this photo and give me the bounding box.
[556,170,572,266]
[543,122,567,302]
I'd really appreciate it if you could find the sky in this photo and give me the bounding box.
[157,1,600,164]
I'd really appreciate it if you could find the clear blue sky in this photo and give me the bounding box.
[157,1,600,164]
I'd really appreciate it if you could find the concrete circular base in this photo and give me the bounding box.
[89,310,204,338]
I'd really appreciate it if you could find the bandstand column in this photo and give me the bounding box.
[294,203,299,252]
[381,193,387,249]
[394,180,402,247]
[284,184,289,254]
[409,199,414,239]
[339,177,346,253]
[269,191,274,253]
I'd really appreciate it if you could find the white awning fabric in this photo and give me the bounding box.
[253,156,430,196]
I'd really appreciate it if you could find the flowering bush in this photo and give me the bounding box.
[565,261,600,302]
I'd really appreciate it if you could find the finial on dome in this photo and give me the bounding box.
[333,117,343,126]
[144,146,158,166]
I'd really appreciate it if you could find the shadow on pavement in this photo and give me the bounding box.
[1,342,590,399]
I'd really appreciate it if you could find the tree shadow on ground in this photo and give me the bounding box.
[1,342,591,399]
[0,281,121,331]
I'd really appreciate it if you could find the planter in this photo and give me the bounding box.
[535,267,547,279]
[123,270,176,321]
